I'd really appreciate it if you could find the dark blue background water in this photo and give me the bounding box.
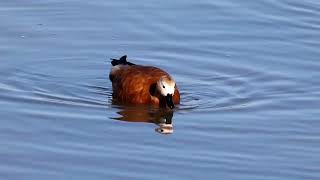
[1,0,320,179]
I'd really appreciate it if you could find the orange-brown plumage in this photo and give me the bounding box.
[109,55,180,109]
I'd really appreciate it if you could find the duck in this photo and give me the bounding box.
[109,55,180,109]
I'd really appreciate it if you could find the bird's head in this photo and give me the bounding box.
[156,76,176,109]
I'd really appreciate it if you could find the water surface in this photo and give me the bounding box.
[1,0,320,179]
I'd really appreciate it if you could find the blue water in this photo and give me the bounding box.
[1,0,320,179]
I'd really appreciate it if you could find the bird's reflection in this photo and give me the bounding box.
[111,105,174,134]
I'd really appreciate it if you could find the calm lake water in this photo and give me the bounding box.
[1,0,320,179]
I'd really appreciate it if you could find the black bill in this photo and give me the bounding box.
[166,94,175,109]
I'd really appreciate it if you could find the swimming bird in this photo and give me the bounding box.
[109,55,180,109]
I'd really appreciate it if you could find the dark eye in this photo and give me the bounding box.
[163,85,165,88]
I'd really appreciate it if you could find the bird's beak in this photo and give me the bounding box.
[166,94,174,109]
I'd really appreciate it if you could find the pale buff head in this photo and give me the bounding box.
[156,76,176,96]
[156,76,176,109]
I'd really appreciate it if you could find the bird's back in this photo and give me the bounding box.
[110,65,169,104]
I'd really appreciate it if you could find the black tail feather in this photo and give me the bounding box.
[111,55,135,66]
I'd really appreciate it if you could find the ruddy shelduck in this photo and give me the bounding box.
[109,55,180,109]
